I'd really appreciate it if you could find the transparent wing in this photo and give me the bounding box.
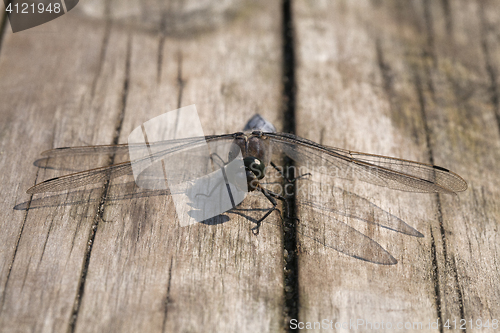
[16,181,169,210]
[34,135,227,171]
[243,193,397,264]
[27,161,133,194]
[295,213,397,265]
[266,132,467,194]
[27,134,236,194]
[295,184,423,237]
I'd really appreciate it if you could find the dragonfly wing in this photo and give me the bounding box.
[28,135,238,194]
[296,184,423,237]
[345,150,467,193]
[39,136,224,157]
[41,143,131,158]
[267,132,467,194]
[36,136,223,171]
[232,190,397,264]
[296,214,397,265]
[27,162,134,194]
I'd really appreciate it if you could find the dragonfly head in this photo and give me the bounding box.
[244,156,265,191]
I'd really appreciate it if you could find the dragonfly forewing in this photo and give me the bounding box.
[265,132,467,194]
[27,135,236,194]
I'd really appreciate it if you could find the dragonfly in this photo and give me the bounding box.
[27,114,467,264]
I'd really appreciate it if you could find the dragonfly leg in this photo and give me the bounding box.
[251,184,285,235]
[252,183,297,235]
[270,161,311,183]
[267,187,300,227]
[261,167,304,233]
[251,207,275,235]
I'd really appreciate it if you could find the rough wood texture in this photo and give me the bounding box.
[0,0,498,332]
[294,0,500,329]
[1,3,5,29]
[0,1,284,332]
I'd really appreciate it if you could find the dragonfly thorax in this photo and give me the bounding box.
[244,156,265,191]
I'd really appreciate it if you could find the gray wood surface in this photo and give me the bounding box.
[1,3,5,29]
[0,0,498,332]
[294,0,500,330]
[0,1,284,332]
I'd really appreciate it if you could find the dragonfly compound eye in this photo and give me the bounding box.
[243,157,265,180]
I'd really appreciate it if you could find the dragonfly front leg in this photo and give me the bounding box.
[251,184,291,235]
[250,184,283,235]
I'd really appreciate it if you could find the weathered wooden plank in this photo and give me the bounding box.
[3,1,497,332]
[293,0,499,330]
[62,1,284,333]
[0,2,6,32]
[406,0,500,323]
[370,0,500,324]
[0,15,125,332]
[293,1,439,328]
[0,1,285,333]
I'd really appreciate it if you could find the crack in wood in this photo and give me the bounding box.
[176,52,185,109]
[67,33,132,333]
[413,17,466,327]
[156,2,170,85]
[413,61,450,333]
[282,0,299,331]
[452,255,466,330]
[429,228,444,333]
[478,2,500,138]
[0,159,43,315]
[0,196,30,314]
[90,22,111,100]
[161,258,174,333]
[439,0,453,36]
[157,36,165,84]
[0,0,11,53]
[423,0,437,67]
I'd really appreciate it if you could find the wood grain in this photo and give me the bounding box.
[293,0,499,329]
[1,2,5,30]
[0,1,284,332]
[72,1,285,332]
[0,0,498,332]
[0,13,119,333]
